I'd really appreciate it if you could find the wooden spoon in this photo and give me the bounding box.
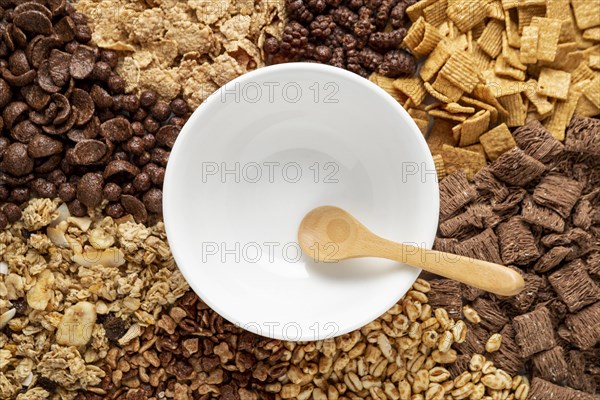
[298,206,525,296]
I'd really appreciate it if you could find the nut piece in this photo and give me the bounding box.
[56,301,97,346]
[88,227,115,249]
[485,333,503,353]
[26,269,54,310]
[0,308,16,330]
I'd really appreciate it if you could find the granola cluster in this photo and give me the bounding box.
[0,199,188,399]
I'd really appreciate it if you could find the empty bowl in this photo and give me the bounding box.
[163,63,439,341]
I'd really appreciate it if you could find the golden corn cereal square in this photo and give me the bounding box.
[463,143,486,157]
[457,109,491,146]
[439,51,480,93]
[432,154,447,181]
[441,144,487,179]
[501,0,519,10]
[442,103,476,114]
[460,96,500,123]
[589,54,600,69]
[477,19,504,57]
[447,0,489,32]
[481,70,526,97]
[538,68,571,100]
[573,14,597,49]
[448,33,469,51]
[415,23,445,56]
[571,0,600,30]
[393,76,427,105]
[420,42,452,81]
[571,63,596,84]
[487,1,505,20]
[517,5,545,33]
[505,9,521,47]
[583,77,600,108]
[498,93,526,126]
[583,27,600,41]
[406,0,439,22]
[530,17,563,62]
[575,95,600,117]
[423,0,448,27]
[495,56,527,81]
[431,74,465,102]
[502,33,527,71]
[427,118,458,154]
[546,0,571,20]
[474,21,488,38]
[523,80,554,116]
[479,123,517,161]
[521,0,546,5]
[403,17,426,53]
[408,107,429,121]
[369,73,407,103]
[470,43,494,70]
[540,42,582,71]
[472,83,511,117]
[452,123,462,141]
[425,81,455,103]
[544,80,587,139]
[429,109,469,122]
[558,19,577,43]
[414,118,430,135]
[520,25,539,64]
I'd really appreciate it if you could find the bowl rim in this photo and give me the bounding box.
[163,62,440,340]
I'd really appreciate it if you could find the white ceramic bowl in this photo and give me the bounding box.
[164,63,439,341]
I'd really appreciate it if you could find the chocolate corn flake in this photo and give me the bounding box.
[521,195,566,233]
[471,298,509,332]
[454,322,488,357]
[438,170,477,220]
[506,271,542,314]
[548,260,600,313]
[456,228,504,265]
[489,147,546,186]
[534,246,572,274]
[472,168,509,204]
[487,325,524,376]
[427,279,463,319]
[533,346,570,384]
[513,306,557,358]
[530,377,595,400]
[565,114,600,157]
[533,174,584,218]
[439,203,501,238]
[512,120,565,163]
[497,217,540,266]
[587,253,600,278]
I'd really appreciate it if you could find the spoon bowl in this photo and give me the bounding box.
[299,206,525,296]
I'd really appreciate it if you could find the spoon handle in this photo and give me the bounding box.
[372,240,524,296]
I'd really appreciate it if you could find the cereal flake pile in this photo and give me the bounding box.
[74,0,286,108]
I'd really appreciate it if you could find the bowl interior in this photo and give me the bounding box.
[164,63,439,340]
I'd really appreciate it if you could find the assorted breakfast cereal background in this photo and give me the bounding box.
[0,0,599,399]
